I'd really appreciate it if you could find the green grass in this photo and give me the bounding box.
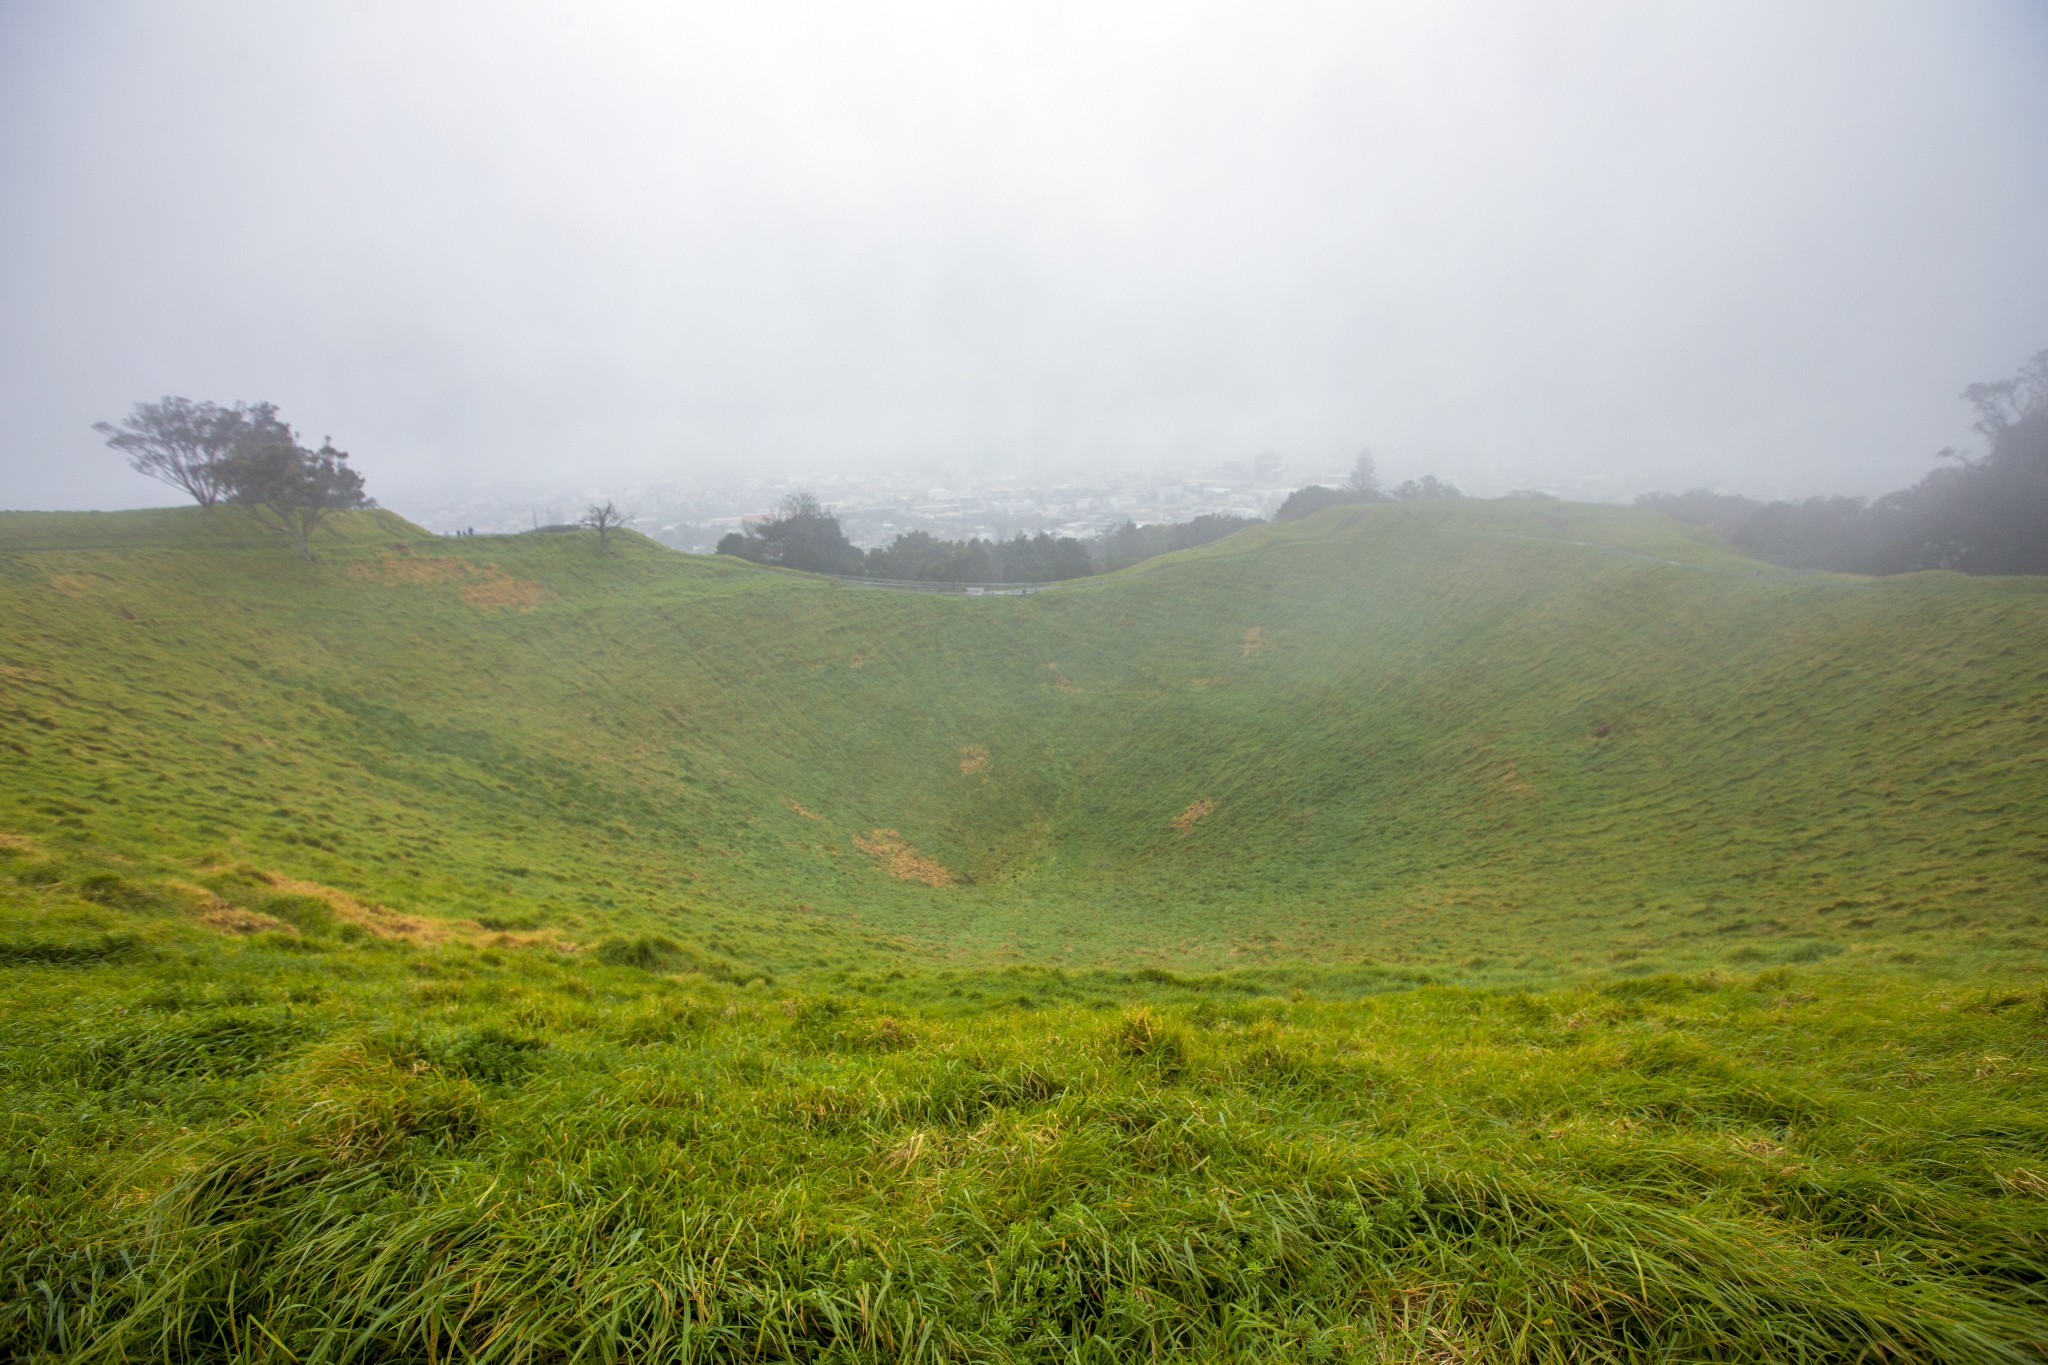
[5,930,2047,1361]
[2,501,2046,1360]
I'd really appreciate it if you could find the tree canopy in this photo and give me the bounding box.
[217,425,369,561]
[1640,349,2048,577]
[716,493,864,575]
[97,398,371,559]
[94,397,258,508]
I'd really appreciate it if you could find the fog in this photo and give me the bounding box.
[3,0,2045,514]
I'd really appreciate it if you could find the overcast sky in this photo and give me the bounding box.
[3,0,2045,511]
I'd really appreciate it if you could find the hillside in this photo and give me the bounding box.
[5,501,2048,1362]
[2,499,2043,982]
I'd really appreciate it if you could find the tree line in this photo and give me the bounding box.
[1271,452,1465,521]
[1638,350,2048,576]
[716,493,1264,583]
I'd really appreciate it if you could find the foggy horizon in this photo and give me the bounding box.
[4,1,2046,515]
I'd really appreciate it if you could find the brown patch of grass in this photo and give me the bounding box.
[958,745,989,775]
[1051,674,1083,694]
[46,574,110,597]
[351,557,471,584]
[854,830,956,887]
[2001,1168,2048,1198]
[162,879,295,934]
[1242,626,1267,656]
[848,653,866,668]
[1172,798,1217,834]
[256,872,569,949]
[264,873,442,940]
[351,555,541,610]
[784,798,823,821]
[460,575,543,610]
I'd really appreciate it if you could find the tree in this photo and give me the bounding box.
[1859,348,2048,575]
[1273,485,1356,521]
[716,492,863,575]
[582,501,631,555]
[94,397,248,508]
[216,421,369,561]
[1633,350,2047,577]
[1344,448,1384,496]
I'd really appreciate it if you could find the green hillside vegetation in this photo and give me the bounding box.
[3,500,2046,1361]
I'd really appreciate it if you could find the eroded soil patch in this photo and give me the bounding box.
[854,830,956,887]
[1173,798,1218,834]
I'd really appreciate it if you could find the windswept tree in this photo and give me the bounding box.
[216,420,369,562]
[582,501,631,555]
[94,397,249,508]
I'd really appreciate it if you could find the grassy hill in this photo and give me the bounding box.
[4,500,2047,1361]
[2,500,2043,981]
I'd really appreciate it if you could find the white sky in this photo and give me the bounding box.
[3,0,2045,508]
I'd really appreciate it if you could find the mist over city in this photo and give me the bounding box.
[3,1,2045,526]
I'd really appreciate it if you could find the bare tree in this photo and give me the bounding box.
[94,397,247,508]
[582,501,631,554]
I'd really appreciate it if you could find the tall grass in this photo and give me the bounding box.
[4,918,2046,1361]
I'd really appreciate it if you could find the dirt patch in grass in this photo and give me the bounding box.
[1242,627,1267,657]
[784,799,823,821]
[959,745,989,775]
[1173,798,1218,835]
[854,830,956,887]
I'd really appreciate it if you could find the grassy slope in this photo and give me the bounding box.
[4,502,2047,1361]
[2,500,2043,980]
